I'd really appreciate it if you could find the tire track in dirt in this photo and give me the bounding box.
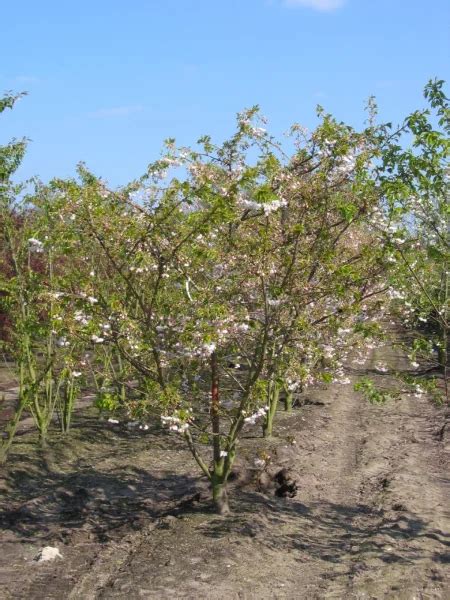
[293,341,450,599]
[87,341,449,599]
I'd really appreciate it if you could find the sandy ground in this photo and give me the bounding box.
[0,342,449,599]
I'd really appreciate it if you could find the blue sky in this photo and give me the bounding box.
[1,0,449,187]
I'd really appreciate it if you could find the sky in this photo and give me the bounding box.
[1,0,449,188]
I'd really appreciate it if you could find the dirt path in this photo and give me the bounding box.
[1,342,449,599]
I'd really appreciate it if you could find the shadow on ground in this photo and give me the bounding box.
[195,487,450,567]
[0,416,202,544]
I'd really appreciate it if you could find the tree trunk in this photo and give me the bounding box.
[209,351,231,514]
[284,390,293,412]
[0,399,26,464]
[210,351,221,462]
[212,480,230,514]
[39,427,48,449]
[263,381,280,438]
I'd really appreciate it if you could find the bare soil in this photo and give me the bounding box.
[0,342,449,599]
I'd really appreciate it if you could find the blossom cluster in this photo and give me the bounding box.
[243,406,269,425]
[160,411,192,434]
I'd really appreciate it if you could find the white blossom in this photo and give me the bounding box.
[202,342,216,356]
[244,406,269,425]
[161,414,190,434]
[28,238,44,253]
[239,197,287,216]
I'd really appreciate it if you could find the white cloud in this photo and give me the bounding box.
[284,0,346,11]
[14,75,40,84]
[88,105,143,118]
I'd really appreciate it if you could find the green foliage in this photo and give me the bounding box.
[95,391,121,413]
[0,92,27,184]
[354,378,396,405]
[321,372,334,384]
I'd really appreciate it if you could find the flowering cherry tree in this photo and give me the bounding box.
[35,105,399,512]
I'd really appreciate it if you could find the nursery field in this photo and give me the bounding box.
[1,340,449,599]
[1,82,449,599]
